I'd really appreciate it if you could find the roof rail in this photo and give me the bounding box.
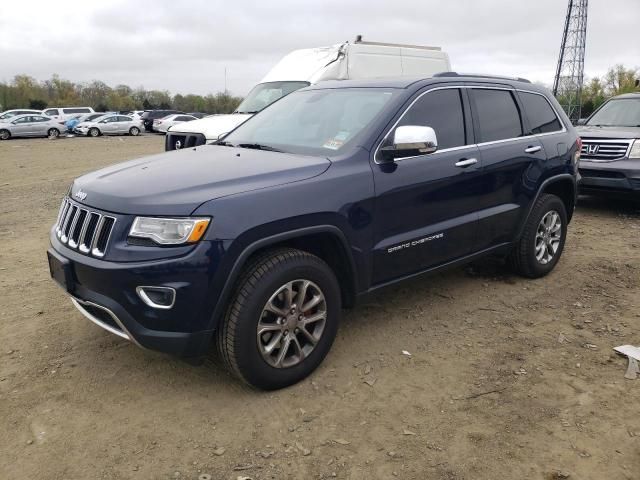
[353,35,442,51]
[433,72,531,84]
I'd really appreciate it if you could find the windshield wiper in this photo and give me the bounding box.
[234,111,259,115]
[237,143,283,152]
[214,140,235,147]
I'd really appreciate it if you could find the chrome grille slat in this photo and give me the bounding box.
[54,198,116,257]
[61,206,78,243]
[580,139,632,161]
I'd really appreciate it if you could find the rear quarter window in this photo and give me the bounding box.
[519,92,562,134]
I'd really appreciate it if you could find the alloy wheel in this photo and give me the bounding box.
[535,210,562,265]
[257,279,327,368]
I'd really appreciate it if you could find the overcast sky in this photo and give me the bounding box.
[0,0,638,96]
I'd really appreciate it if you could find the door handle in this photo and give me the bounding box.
[455,158,478,168]
[525,145,542,154]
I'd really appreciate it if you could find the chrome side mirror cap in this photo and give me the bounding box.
[380,125,438,161]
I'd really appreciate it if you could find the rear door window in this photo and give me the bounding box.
[519,92,562,134]
[44,109,59,116]
[471,89,523,142]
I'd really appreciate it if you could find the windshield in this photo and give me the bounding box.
[234,81,310,114]
[0,111,19,120]
[587,98,640,127]
[223,88,396,156]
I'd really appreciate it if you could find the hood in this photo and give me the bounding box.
[167,114,252,140]
[70,146,331,216]
[76,121,94,127]
[576,125,640,139]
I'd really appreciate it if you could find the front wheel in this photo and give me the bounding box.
[47,128,60,139]
[88,127,100,137]
[509,193,567,278]
[129,126,140,136]
[0,129,10,140]
[216,248,341,390]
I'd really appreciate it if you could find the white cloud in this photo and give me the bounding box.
[0,0,637,95]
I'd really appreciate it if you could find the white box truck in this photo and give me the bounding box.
[165,36,451,151]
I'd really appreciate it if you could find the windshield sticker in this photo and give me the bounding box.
[334,131,350,141]
[323,138,344,150]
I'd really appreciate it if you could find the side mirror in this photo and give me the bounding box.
[576,118,587,126]
[380,125,438,161]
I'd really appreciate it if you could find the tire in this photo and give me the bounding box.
[89,127,100,137]
[216,248,341,390]
[47,128,60,139]
[0,129,10,140]
[129,126,140,136]
[509,193,567,278]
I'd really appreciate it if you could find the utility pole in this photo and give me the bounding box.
[553,0,589,123]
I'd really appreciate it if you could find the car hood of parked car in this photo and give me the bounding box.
[576,125,640,138]
[166,113,252,140]
[70,145,331,216]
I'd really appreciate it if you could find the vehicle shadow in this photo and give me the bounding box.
[577,194,640,216]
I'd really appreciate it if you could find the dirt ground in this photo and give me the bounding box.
[1,135,639,480]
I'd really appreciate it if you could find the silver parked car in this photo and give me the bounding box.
[0,109,44,121]
[0,114,63,140]
[74,114,143,137]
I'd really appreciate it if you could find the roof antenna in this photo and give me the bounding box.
[355,35,362,43]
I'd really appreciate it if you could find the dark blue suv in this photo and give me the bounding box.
[48,74,580,389]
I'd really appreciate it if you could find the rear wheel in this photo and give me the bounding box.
[88,127,100,137]
[47,128,60,139]
[509,194,567,278]
[129,126,140,136]
[0,129,10,140]
[216,248,341,390]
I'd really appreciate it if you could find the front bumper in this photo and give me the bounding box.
[579,158,640,195]
[47,234,224,358]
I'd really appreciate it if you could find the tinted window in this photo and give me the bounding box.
[117,116,131,121]
[396,89,466,150]
[175,116,192,121]
[44,109,59,116]
[13,116,32,123]
[519,92,562,133]
[33,116,49,122]
[63,108,91,114]
[472,89,523,142]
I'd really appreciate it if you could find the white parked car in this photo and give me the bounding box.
[153,114,197,133]
[74,114,143,137]
[165,36,451,151]
[43,106,95,121]
[0,114,64,140]
[0,109,44,121]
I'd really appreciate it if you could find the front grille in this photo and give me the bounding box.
[580,138,632,161]
[165,132,207,151]
[55,198,116,257]
[579,168,626,179]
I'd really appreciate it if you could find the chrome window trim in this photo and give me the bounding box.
[71,297,141,347]
[136,286,177,310]
[373,85,566,165]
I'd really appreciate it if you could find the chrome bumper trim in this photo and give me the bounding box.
[71,297,140,346]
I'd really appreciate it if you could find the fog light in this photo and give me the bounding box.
[136,286,176,309]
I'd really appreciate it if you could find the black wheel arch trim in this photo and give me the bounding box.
[208,225,357,331]
[516,173,576,240]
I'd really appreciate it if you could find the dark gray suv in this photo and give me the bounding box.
[577,92,640,197]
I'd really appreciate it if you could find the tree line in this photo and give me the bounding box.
[0,74,243,114]
[0,65,637,117]
[557,64,639,118]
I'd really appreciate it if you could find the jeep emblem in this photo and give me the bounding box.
[175,140,182,150]
[74,190,87,201]
[587,144,599,155]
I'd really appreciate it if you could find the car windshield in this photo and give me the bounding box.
[222,88,396,156]
[586,98,640,127]
[234,81,310,114]
[0,112,19,120]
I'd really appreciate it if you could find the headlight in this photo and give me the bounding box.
[129,217,210,245]
[630,140,640,159]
